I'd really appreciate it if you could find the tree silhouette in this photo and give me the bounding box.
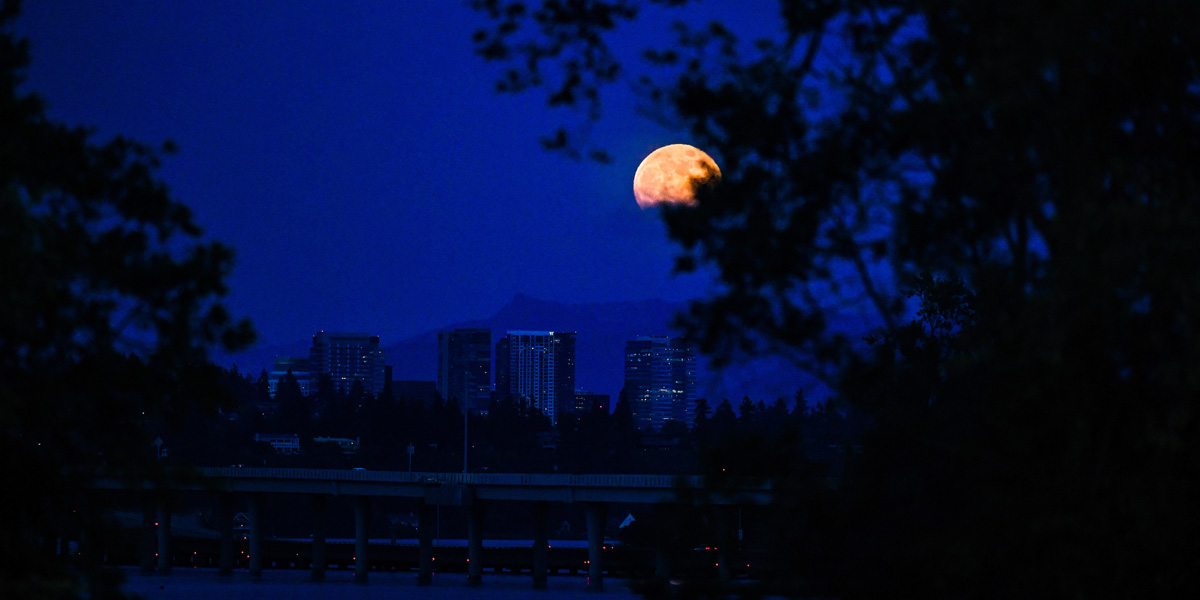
[708,398,736,442]
[1,2,253,596]
[605,389,640,471]
[274,369,311,437]
[253,369,271,401]
[472,0,1200,596]
[558,396,615,472]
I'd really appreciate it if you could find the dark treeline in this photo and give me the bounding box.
[165,365,865,477]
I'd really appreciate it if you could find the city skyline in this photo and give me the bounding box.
[263,324,706,431]
[242,291,822,407]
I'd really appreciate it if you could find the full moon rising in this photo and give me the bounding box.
[632,144,721,209]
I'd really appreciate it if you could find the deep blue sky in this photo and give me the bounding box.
[15,1,781,355]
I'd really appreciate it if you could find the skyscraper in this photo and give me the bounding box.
[494,335,510,401]
[309,331,387,396]
[623,336,697,431]
[494,330,576,425]
[437,328,492,414]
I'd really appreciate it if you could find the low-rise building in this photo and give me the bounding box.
[254,433,301,455]
[313,436,360,454]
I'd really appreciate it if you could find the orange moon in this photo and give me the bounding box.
[633,144,721,209]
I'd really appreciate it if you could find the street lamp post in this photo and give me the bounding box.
[462,379,469,474]
[407,443,414,473]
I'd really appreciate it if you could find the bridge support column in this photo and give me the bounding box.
[418,500,434,585]
[155,493,172,575]
[716,506,731,584]
[248,493,264,579]
[653,504,672,582]
[311,495,327,582]
[354,495,370,584]
[139,494,156,574]
[532,500,549,589]
[466,500,485,586]
[217,493,234,576]
[78,496,96,565]
[585,502,606,592]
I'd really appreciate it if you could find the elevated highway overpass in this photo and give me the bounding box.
[97,467,774,590]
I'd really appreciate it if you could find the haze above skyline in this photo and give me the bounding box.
[14,2,780,352]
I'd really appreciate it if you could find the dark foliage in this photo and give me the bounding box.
[1,1,253,596]
[472,0,1200,597]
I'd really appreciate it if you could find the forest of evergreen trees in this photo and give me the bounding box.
[162,366,866,478]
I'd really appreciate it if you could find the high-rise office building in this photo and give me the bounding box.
[494,335,510,400]
[623,336,697,431]
[494,330,576,425]
[309,331,387,396]
[437,328,492,414]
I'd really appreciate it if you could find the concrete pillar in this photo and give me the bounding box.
[42,523,60,562]
[217,493,234,576]
[155,494,171,575]
[354,496,370,584]
[311,495,327,582]
[466,501,485,586]
[715,506,731,584]
[417,500,435,585]
[532,500,549,589]
[140,494,156,574]
[248,493,264,579]
[653,504,672,582]
[585,502,607,592]
[79,498,95,564]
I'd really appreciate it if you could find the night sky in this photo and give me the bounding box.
[14,2,780,360]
